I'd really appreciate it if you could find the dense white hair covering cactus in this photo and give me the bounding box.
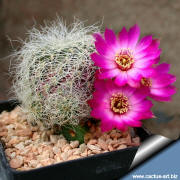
[12,19,99,128]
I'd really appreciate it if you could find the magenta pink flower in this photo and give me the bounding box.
[88,79,154,132]
[91,24,161,87]
[140,63,176,101]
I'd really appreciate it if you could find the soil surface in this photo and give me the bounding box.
[0,106,140,171]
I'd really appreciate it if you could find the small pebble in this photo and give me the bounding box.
[108,144,114,151]
[68,155,81,160]
[98,139,108,151]
[10,157,23,169]
[70,140,79,148]
[52,146,60,154]
[15,142,24,150]
[50,135,58,144]
[79,143,86,153]
[10,152,16,159]
[87,139,97,145]
[57,139,67,148]
[117,144,127,150]
[61,152,68,161]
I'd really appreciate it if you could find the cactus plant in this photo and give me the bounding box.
[12,19,99,129]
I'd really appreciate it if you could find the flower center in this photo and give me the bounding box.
[141,78,152,87]
[110,94,129,114]
[115,50,134,71]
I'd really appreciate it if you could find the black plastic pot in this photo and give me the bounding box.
[0,100,150,180]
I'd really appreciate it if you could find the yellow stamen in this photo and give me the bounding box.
[115,52,134,71]
[141,78,152,87]
[110,94,129,114]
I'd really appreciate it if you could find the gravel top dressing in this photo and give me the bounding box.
[0,106,140,171]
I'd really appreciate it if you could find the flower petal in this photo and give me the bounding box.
[113,115,127,131]
[149,95,172,102]
[127,68,142,81]
[134,59,154,69]
[92,91,110,103]
[127,78,141,88]
[135,35,152,53]
[91,107,113,120]
[154,56,160,64]
[114,73,128,86]
[93,32,103,41]
[135,38,161,59]
[151,74,176,88]
[94,78,105,91]
[132,100,153,112]
[136,39,160,57]
[95,40,110,57]
[135,49,161,60]
[93,34,115,58]
[98,69,120,79]
[125,119,142,127]
[140,111,154,119]
[118,27,128,49]
[105,79,122,95]
[139,68,155,78]
[150,85,176,97]
[155,63,171,74]
[91,53,117,69]
[128,24,140,49]
[146,39,160,51]
[130,88,149,104]
[101,119,114,132]
[122,85,136,97]
[122,112,143,126]
[104,28,117,46]
[126,109,153,120]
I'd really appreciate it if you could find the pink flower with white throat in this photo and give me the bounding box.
[140,63,176,101]
[91,24,161,87]
[88,79,154,132]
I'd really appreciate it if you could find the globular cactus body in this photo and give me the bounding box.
[13,19,99,128]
